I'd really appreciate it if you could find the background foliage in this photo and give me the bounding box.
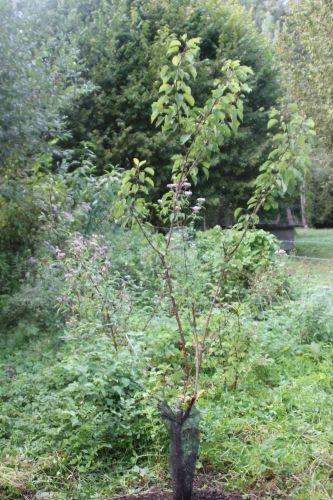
[279,0,333,227]
[0,0,86,166]
[55,0,280,223]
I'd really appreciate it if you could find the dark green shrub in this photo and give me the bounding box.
[57,0,280,221]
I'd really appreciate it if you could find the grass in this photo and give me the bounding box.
[0,229,333,498]
[289,228,333,291]
[197,233,333,498]
[295,228,333,259]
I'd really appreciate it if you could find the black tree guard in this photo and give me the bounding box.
[160,402,200,500]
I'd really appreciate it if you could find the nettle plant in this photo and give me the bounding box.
[112,35,313,499]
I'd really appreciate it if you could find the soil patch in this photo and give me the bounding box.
[120,490,240,499]
[117,477,242,500]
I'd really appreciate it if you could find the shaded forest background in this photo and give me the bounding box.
[1,0,332,230]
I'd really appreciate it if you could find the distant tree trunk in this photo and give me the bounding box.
[286,207,295,225]
[300,181,308,227]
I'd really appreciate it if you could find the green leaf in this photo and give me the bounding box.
[234,207,243,220]
[184,93,195,107]
[180,134,191,144]
[287,103,298,112]
[167,47,180,57]
[172,55,181,66]
[267,118,278,130]
[145,177,154,187]
[169,39,181,48]
[159,83,171,94]
[160,65,169,78]
[188,66,197,80]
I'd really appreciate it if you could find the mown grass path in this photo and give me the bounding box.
[290,228,333,291]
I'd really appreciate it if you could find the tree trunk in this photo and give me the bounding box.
[300,181,308,227]
[286,207,295,225]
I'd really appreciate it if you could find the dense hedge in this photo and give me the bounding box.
[58,0,280,223]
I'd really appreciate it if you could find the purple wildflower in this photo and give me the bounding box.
[275,248,287,255]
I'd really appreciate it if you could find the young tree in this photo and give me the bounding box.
[112,35,314,499]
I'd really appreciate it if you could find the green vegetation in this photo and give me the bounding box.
[59,0,281,223]
[295,228,333,260]
[1,233,333,498]
[241,0,287,40]
[1,0,332,499]
[0,0,83,165]
[279,0,333,227]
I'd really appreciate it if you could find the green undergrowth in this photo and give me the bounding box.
[201,298,333,498]
[1,233,333,499]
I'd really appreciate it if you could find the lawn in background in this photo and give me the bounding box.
[295,228,333,259]
[291,228,333,290]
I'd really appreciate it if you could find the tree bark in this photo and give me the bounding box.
[286,206,295,225]
[300,181,308,227]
